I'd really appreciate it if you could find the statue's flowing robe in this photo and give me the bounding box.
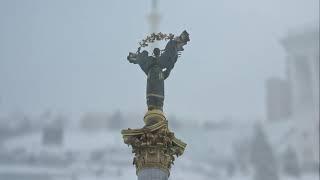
[135,39,180,110]
[135,53,165,110]
[146,56,165,110]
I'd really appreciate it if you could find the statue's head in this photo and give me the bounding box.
[153,48,160,57]
[141,50,148,56]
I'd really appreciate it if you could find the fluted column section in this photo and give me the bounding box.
[138,168,168,180]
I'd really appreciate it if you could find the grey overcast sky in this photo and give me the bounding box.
[0,0,319,121]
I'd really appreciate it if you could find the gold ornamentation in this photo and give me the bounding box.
[146,93,165,99]
[121,110,186,175]
[138,32,175,48]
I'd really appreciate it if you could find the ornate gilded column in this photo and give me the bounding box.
[121,110,186,179]
[123,30,189,179]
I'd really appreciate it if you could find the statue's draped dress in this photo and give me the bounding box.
[136,39,179,110]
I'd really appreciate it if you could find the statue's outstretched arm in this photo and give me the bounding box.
[160,31,190,77]
[127,52,140,64]
[127,48,148,64]
[174,30,190,51]
[127,49,149,75]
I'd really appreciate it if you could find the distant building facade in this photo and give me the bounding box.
[281,28,319,114]
[265,27,319,172]
[266,77,292,121]
[278,27,319,171]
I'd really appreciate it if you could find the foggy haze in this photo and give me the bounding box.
[0,1,319,180]
[0,0,319,121]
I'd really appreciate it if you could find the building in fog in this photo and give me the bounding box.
[265,77,292,121]
[267,27,319,171]
[264,27,319,172]
[266,27,319,122]
[281,28,319,115]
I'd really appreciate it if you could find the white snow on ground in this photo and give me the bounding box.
[2,130,121,153]
[0,128,318,180]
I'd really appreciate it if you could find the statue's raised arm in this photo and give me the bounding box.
[127,48,150,75]
[160,30,190,79]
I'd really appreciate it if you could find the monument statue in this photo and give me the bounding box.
[121,31,189,179]
[127,31,190,111]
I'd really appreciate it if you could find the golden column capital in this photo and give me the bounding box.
[121,110,186,175]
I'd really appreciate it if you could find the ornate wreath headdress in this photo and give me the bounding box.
[138,32,176,48]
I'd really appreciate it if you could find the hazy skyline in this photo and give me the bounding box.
[0,0,319,121]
